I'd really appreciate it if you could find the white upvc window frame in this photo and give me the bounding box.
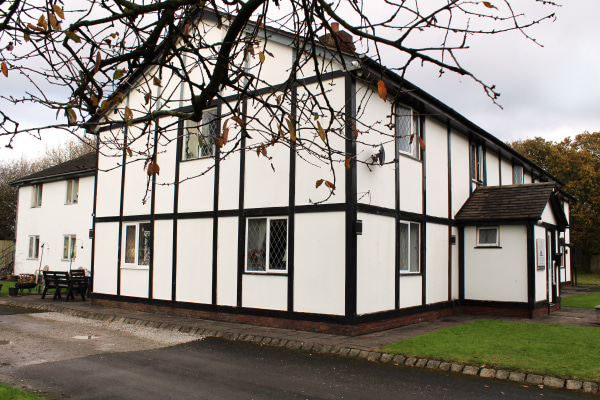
[395,104,421,160]
[513,165,524,185]
[62,234,77,261]
[245,216,288,273]
[31,184,42,207]
[28,235,40,259]
[477,226,500,247]
[65,178,79,204]
[183,108,219,160]
[470,143,484,184]
[399,220,421,274]
[123,222,152,268]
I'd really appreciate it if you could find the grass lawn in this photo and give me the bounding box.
[575,272,600,286]
[0,280,15,296]
[0,382,48,399]
[562,291,600,309]
[381,319,600,382]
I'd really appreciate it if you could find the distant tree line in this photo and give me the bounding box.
[511,131,600,273]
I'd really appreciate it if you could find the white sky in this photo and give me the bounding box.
[1,0,598,161]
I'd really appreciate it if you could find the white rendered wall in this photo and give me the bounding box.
[500,158,513,186]
[450,226,459,300]
[425,223,450,304]
[216,217,238,307]
[399,275,422,308]
[178,158,215,213]
[294,212,345,315]
[176,218,213,304]
[450,132,470,217]
[120,268,149,298]
[486,151,500,186]
[356,213,395,315]
[425,118,449,219]
[122,128,153,216]
[96,138,123,218]
[14,176,94,276]
[464,225,528,302]
[92,222,119,295]
[152,220,173,300]
[540,203,557,226]
[399,156,422,214]
[218,145,241,211]
[534,225,548,302]
[153,117,178,215]
[242,274,287,311]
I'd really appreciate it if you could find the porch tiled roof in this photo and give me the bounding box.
[455,182,556,223]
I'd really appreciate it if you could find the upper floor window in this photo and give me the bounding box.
[396,105,421,159]
[28,235,40,259]
[62,234,77,260]
[513,165,524,185]
[183,108,219,160]
[66,178,79,204]
[399,221,420,273]
[31,184,42,207]
[246,217,288,273]
[124,222,152,267]
[470,143,484,184]
[477,227,499,247]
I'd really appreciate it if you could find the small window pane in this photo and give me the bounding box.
[247,219,267,271]
[184,124,200,160]
[138,223,152,265]
[399,223,408,271]
[125,225,136,263]
[28,236,39,259]
[63,236,69,259]
[479,228,498,245]
[66,180,73,203]
[396,106,412,153]
[200,109,218,157]
[70,235,77,259]
[513,166,523,184]
[269,219,287,270]
[410,223,420,272]
[73,179,79,203]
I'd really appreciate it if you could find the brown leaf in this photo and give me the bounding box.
[352,121,358,139]
[377,80,387,101]
[259,52,265,64]
[49,14,59,30]
[93,52,101,74]
[37,14,47,31]
[324,181,335,190]
[153,76,162,86]
[345,157,351,170]
[64,30,81,43]
[52,4,65,19]
[1,62,7,78]
[90,96,99,106]
[256,147,261,157]
[144,92,151,105]
[247,44,255,56]
[232,115,244,126]
[113,92,124,104]
[261,146,267,157]
[277,95,281,105]
[409,133,414,145]
[222,119,229,142]
[124,106,133,125]
[278,124,284,139]
[27,22,43,32]
[314,112,319,121]
[418,136,426,151]
[317,121,326,143]
[24,32,30,42]
[65,108,77,124]
[287,117,296,142]
[315,179,324,188]
[184,23,190,37]
[483,1,498,9]
[146,162,160,176]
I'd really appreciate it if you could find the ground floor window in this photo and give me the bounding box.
[399,221,420,273]
[477,226,499,247]
[246,217,287,273]
[62,235,77,260]
[28,235,39,259]
[124,222,152,267]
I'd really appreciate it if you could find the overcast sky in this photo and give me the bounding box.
[1,0,598,161]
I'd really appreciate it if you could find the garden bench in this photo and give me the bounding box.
[41,271,88,301]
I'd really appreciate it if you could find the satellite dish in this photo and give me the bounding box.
[377,144,385,165]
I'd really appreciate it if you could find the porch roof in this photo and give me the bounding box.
[10,152,97,187]
[455,183,565,226]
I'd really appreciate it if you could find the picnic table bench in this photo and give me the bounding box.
[41,270,88,301]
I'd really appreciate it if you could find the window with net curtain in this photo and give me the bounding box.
[396,105,420,159]
[399,221,420,273]
[184,108,219,160]
[246,217,288,272]
[124,222,152,266]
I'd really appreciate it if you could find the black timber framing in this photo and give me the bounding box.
[447,119,453,302]
[527,223,535,318]
[172,120,183,302]
[236,99,248,308]
[211,105,222,306]
[420,113,427,306]
[148,122,158,300]
[287,82,297,313]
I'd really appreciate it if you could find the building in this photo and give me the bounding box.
[11,153,96,277]
[89,12,572,334]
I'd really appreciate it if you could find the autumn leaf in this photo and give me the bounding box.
[222,119,229,142]
[144,92,151,105]
[482,1,497,9]
[65,108,77,124]
[324,181,335,190]
[90,96,99,106]
[153,76,162,86]
[113,68,126,80]
[409,133,414,145]
[64,30,81,43]
[127,147,133,157]
[345,157,351,170]
[52,4,65,19]
[124,106,133,125]
[93,52,101,74]
[317,121,326,143]
[37,15,48,31]
[377,80,387,101]
[232,115,244,126]
[247,44,255,56]
[184,23,190,37]
[261,145,267,157]
[259,52,266,64]
[418,136,426,151]
[314,112,319,121]
[49,14,60,30]
[1,62,7,77]
[146,161,160,176]
[315,179,324,188]
[278,124,284,139]
[352,121,358,139]
[287,117,296,142]
[24,32,30,42]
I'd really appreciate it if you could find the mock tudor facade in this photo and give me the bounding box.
[88,12,573,334]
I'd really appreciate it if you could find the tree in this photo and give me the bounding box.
[0,1,557,195]
[0,139,94,240]
[511,132,600,272]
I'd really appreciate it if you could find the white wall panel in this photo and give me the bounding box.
[217,217,238,307]
[153,117,178,215]
[500,158,513,186]
[152,220,173,300]
[242,275,287,311]
[450,132,470,217]
[356,213,395,315]
[399,157,422,214]
[120,268,149,298]
[425,118,449,218]
[92,222,119,295]
[96,137,122,218]
[425,223,449,304]
[294,212,345,315]
[178,159,215,212]
[176,218,213,304]
[534,225,548,302]
[399,275,422,308]
[486,151,500,186]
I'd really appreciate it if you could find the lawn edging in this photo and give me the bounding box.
[0,297,598,395]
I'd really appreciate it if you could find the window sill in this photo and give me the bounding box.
[474,246,502,249]
[400,271,421,276]
[27,258,39,261]
[181,156,214,163]
[244,271,288,276]
[121,265,150,271]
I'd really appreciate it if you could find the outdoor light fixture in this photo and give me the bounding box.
[355,220,363,235]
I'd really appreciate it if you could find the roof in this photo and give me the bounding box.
[11,152,97,187]
[454,183,564,225]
